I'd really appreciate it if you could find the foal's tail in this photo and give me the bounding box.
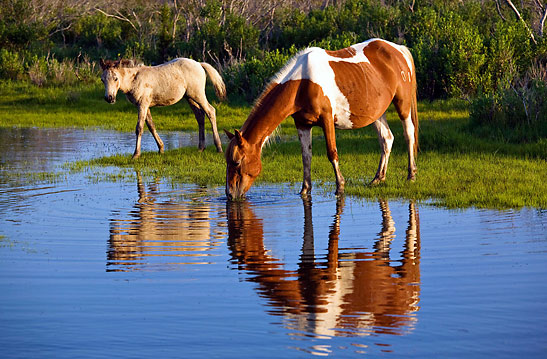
[200,62,227,101]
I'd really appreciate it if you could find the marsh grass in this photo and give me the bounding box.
[0,81,251,132]
[3,81,546,209]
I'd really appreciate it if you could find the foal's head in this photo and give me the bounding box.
[99,59,124,104]
[225,130,262,200]
[100,59,140,104]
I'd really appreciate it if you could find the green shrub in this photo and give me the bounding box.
[469,65,547,143]
[224,47,296,101]
[410,8,488,99]
[0,49,24,80]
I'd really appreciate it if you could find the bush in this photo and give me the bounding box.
[409,8,488,99]
[26,55,98,87]
[469,64,547,143]
[0,49,24,80]
[224,47,296,101]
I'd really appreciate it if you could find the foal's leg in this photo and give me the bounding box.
[133,105,149,159]
[321,114,345,195]
[192,96,223,153]
[371,113,394,185]
[145,109,164,154]
[187,98,206,152]
[297,125,313,196]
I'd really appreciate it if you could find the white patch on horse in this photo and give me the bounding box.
[274,48,355,129]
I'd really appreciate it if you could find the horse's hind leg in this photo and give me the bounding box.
[371,113,394,185]
[187,99,206,152]
[146,109,164,154]
[402,112,417,181]
[393,98,417,181]
[321,113,345,195]
[192,96,223,153]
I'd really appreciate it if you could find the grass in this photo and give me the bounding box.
[2,81,546,209]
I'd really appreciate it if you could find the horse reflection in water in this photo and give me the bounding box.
[107,172,222,271]
[226,198,420,340]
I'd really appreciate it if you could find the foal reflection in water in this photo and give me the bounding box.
[107,172,220,271]
[226,198,420,340]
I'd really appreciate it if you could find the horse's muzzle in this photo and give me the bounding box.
[104,95,116,104]
[225,187,245,201]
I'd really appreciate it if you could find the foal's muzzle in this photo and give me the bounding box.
[104,95,116,104]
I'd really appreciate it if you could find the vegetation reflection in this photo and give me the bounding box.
[227,197,420,340]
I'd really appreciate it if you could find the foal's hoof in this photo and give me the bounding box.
[132,153,141,160]
[369,177,385,186]
[407,173,416,182]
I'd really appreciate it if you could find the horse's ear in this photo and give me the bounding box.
[224,129,234,140]
[234,129,244,146]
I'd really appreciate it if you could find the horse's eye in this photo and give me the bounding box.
[113,77,118,82]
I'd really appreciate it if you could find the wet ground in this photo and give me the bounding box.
[1,128,546,358]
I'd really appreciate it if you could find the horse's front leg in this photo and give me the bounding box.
[371,114,394,185]
[322,116,345,195]
[133,105,148,159]
[146,109,164,154]
[297,126,313,196]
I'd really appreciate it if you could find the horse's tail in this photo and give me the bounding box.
[409,50,419,157]
[200,62,226,101]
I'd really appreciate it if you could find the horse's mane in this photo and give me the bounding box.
[244,48,315,146]
[246,47,314,122]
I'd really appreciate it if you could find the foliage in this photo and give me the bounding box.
[470,64,547,143]
[223,47,296,101]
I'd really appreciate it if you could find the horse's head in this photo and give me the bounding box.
[225,129,262,200]
[99,59,122,104]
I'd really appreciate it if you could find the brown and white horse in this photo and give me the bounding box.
[100,58,225,158]
[225,38,418,200]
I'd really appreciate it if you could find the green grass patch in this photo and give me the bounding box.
[3,81,546,209]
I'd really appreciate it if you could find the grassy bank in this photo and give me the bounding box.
[2,81,546,209]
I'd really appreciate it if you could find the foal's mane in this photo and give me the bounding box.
[102,59,144,69]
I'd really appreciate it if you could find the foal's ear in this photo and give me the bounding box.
[99,59,106,70]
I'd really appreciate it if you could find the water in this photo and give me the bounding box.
[0,128,546,358]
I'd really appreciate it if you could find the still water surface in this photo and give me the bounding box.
[0,128,546,358]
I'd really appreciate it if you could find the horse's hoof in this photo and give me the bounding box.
[300,188,311,196]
